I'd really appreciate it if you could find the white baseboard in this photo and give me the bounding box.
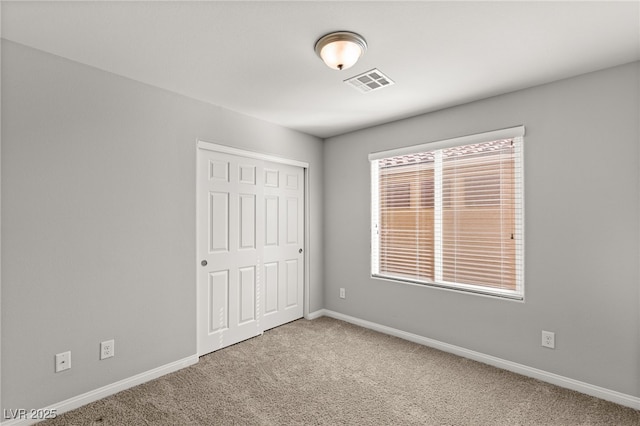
[305,309,327,320]
[1,354,199,426]
[320,309,640,411]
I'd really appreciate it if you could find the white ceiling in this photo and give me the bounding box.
[2,1,639,138]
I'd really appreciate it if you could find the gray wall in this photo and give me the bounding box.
[324,62,640,397]
[1,40,324,411]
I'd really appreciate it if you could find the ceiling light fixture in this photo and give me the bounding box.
[314,31,367,71]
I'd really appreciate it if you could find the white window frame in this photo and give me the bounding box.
[369,126,525,300]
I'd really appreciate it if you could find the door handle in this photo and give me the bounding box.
[299,248,303,254]
[201,260,208,266]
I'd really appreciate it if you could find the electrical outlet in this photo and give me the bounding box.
[339,288,346,299]
[541,331,555,349]
[55,351,71,373]
[100,339,115,360]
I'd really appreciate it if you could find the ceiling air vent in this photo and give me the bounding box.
[344,68,395,93]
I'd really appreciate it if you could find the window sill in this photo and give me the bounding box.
[371,274,525,302]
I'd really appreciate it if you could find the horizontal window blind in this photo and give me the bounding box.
[371,127,524,299]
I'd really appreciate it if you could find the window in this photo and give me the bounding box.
[370,127,524,299]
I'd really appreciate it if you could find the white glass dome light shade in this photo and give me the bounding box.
[319,40,362,70]
[314,31,367,71]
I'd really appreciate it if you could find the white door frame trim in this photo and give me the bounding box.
[197,140,309,169]
[195,140,311,355]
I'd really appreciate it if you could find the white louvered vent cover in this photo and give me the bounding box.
[344,68,395,93]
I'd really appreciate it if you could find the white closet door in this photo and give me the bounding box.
[261,161,304,331]
[197,148,304,356]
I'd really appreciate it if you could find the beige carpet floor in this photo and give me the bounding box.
[43,317,640,425]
